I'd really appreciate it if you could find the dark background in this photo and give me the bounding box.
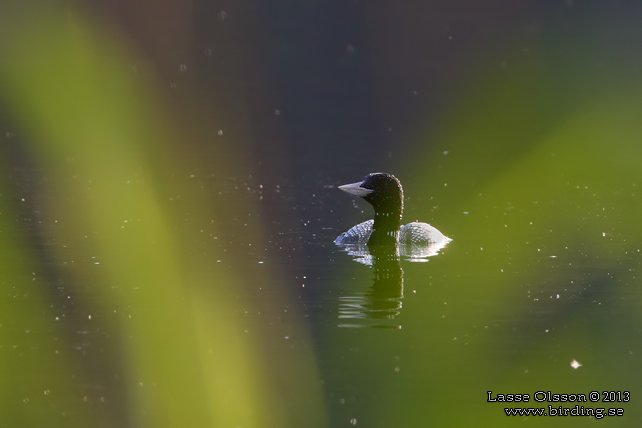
[80,0,611,178]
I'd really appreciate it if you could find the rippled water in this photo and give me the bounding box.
[233,173,641,426]
[3,2,642,425]
[3,163,642,427]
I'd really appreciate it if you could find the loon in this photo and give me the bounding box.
[334,173,451,247]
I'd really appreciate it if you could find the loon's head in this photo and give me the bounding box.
[336,173,450,249]
[338,173,404,216]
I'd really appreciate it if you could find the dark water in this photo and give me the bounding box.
[254,175,642,427]
[3,159,642,427]
[3,1,642,427]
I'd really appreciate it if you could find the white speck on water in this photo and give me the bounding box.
[463,211,469,214]
[218,130,223,136]
[179,64,187,72]
[350,418,357,425]
[570,359,582,369]
[275,109,281,116]
[602,232,606,237]
[443,151,449,155]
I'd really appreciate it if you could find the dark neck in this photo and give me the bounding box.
[367,209,402,246]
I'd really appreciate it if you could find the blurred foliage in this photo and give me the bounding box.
[0,3,324,428]
[378,10,642,428]
[3,1,642,427]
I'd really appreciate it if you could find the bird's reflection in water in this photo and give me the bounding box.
[337,240,450,328]
[338,245,404,328]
